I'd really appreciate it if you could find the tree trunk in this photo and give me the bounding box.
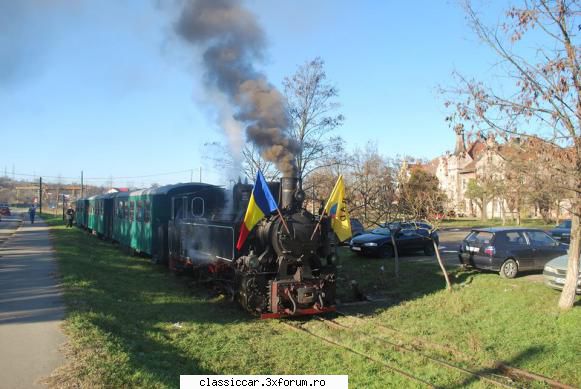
[558,206,580,309]
[516,191,521,226]
[433,239,452,290]
[390,233,399,279]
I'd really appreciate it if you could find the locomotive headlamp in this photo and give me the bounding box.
[294,189,305,203]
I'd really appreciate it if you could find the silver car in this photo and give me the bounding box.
[543,254,581,294]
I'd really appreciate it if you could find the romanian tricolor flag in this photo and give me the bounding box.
[236,171,279,250]
[323,175,352,242]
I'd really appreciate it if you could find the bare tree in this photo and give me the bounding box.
[284,57,345,186]
[204,142,280,182]
[398,167,452,289]
[444,0,580,308]
[347,143,398,227]
[204,57,344,184]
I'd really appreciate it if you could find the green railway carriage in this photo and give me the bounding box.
[111,183,213,263]
[112,192,132,249]
[87,193,115,239]
[87,195,98,232]
[75,198,89,229]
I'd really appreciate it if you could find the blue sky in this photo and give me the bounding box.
[0,0,505,187]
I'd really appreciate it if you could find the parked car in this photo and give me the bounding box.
[549,219,571,243]
[350,221,438,257]
[458,227,567,278]
[350,218,365,238]
[543,254,581,294]
[0,203,10,216]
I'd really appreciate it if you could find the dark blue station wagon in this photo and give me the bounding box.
[458,227,567,278]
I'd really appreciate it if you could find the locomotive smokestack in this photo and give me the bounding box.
[281,176,298,210]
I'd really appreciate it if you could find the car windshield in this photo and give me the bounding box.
[558,220,572,228]
[371,228,390,235]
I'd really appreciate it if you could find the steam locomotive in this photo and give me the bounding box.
[76,175,336,318]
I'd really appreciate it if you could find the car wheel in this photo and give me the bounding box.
[423,243,435,256]
[500,259,518,279]
[380,245,394,258]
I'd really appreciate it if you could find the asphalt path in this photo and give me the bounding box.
[0,214,65,388]
[0,214,22,247]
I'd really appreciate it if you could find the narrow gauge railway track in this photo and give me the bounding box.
[313,316,515,388]
[335,311,577,389]
[281,313,577,389]
[280,321,437,388]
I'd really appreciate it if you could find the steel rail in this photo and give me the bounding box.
[335,310,577,389]
[315,316,515,389]
[280,321,437,388]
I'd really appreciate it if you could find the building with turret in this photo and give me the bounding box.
[431,128,506,218]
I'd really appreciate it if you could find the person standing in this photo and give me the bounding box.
[65,206,75,228]
[28,206,36,224]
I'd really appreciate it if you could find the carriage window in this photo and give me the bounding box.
[144,200,151,223]
[136,201,143,222]
[173,197,186,220]
[129,201,135,221]
[117,201,123,219]
[191,197,204,217]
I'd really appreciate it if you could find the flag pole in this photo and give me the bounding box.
[310,174,343,240]
[276,208,291,234]
[310,213,324,240]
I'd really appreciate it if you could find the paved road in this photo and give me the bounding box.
[0,215,65,388]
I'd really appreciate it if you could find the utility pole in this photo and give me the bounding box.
[190,169,193,182]
[62,194,65,221]
[39,177,42,214]
[81,170,84,198]
[199,167,202,182]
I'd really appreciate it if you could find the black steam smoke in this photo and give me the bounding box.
[175,0,299,176]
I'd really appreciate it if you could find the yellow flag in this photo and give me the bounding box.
[323,175,352,242]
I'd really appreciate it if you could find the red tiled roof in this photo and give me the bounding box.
[467,140,486,159]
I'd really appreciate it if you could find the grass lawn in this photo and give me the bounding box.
[42,215,580,388]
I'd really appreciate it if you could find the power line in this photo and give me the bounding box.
[5,169,196,181]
